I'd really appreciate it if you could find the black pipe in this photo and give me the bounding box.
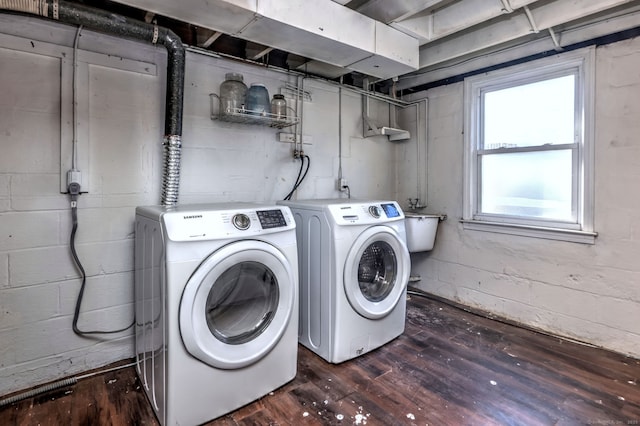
[50,0,185,136]
[1,0,185,204]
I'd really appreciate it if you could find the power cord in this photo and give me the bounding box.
[283,154,310,200]
[68,183,134,336]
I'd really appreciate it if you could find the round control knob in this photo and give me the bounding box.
[368,205,381,218]
[232,213,251,230]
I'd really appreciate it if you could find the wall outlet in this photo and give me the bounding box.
[337,178,348,191]
[67,169,82,189]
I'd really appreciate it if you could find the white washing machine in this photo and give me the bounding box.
[278,199,410,364]
[134,203,298,425]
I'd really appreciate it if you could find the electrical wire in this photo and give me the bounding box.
[70,204,134,336]
[343,184,351,199]
[283,155,310,200]
[68,24,133,336]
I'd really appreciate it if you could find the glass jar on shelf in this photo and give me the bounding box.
[246,83,270,116]
[219,72,247,116]
[271,94,287,120]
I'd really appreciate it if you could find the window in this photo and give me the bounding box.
[463,48,596,244]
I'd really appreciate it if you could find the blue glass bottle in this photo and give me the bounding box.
[245,84,270,116]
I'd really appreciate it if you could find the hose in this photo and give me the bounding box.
[0,378,77,407]
[283,154,310,200]
[0,360,136,407]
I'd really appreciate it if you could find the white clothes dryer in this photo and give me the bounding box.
[278,199,410,364]
[134,203,298,425]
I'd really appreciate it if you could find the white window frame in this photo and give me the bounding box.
[462,48,597,244]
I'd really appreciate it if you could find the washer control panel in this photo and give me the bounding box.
[381,203,400,218]
[327,200,405,225]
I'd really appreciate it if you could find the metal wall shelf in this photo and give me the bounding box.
[209,94,299,129]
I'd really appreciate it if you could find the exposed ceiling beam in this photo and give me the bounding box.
[251,47,274,60]
[201,31,222,48]
[397,6,640,91]
[356,0,446,23]
[388,0,540,44]
[417,0,634,69]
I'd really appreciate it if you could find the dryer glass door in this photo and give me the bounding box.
[206,261,278,345]
[180,240,295,369]
[343,226,410,319]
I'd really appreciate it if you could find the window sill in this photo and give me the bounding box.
[461,219,597,244]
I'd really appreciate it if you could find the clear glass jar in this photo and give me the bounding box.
[245,83,270,116]
[271,94,287,120]
[219,73,247,115]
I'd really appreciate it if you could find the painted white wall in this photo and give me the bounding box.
[3,10,637,399]
[0,15,398,396]
[397,37,640,359]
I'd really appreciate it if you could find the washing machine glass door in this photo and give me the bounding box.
[343,226,410,319]
[180,240,295,369]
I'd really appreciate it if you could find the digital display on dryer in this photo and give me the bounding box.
[381,203,400,218]
[257,209,287,228]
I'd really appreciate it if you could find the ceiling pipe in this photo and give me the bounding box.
[0,0,185,206]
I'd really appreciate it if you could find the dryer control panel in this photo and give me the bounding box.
[257,209,288,229]
[155,205,296,241]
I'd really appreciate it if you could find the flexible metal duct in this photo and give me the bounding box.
[0,0,185,205]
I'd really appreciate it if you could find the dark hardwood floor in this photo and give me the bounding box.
[2,292,639,425]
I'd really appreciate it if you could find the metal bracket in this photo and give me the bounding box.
[362,94,410,141]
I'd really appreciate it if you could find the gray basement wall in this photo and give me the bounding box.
[0,15,399,395]
[1,12,639,397]
[395,38,640,360]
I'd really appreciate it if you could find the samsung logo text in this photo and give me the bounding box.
[183,215,203,219]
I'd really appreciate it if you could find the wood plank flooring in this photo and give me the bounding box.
[1,292,639,425]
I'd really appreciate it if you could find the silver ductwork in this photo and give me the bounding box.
[0,0,185,206]
[108,0,419,79]
[162,135,182,206]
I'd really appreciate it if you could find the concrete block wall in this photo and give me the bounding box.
[0,16,399,396]
[398,38,640,359]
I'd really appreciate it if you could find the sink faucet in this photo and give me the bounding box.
[407,198,426,210]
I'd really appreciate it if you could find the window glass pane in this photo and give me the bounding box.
[480,150,574,221]
[483,75,575,149]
